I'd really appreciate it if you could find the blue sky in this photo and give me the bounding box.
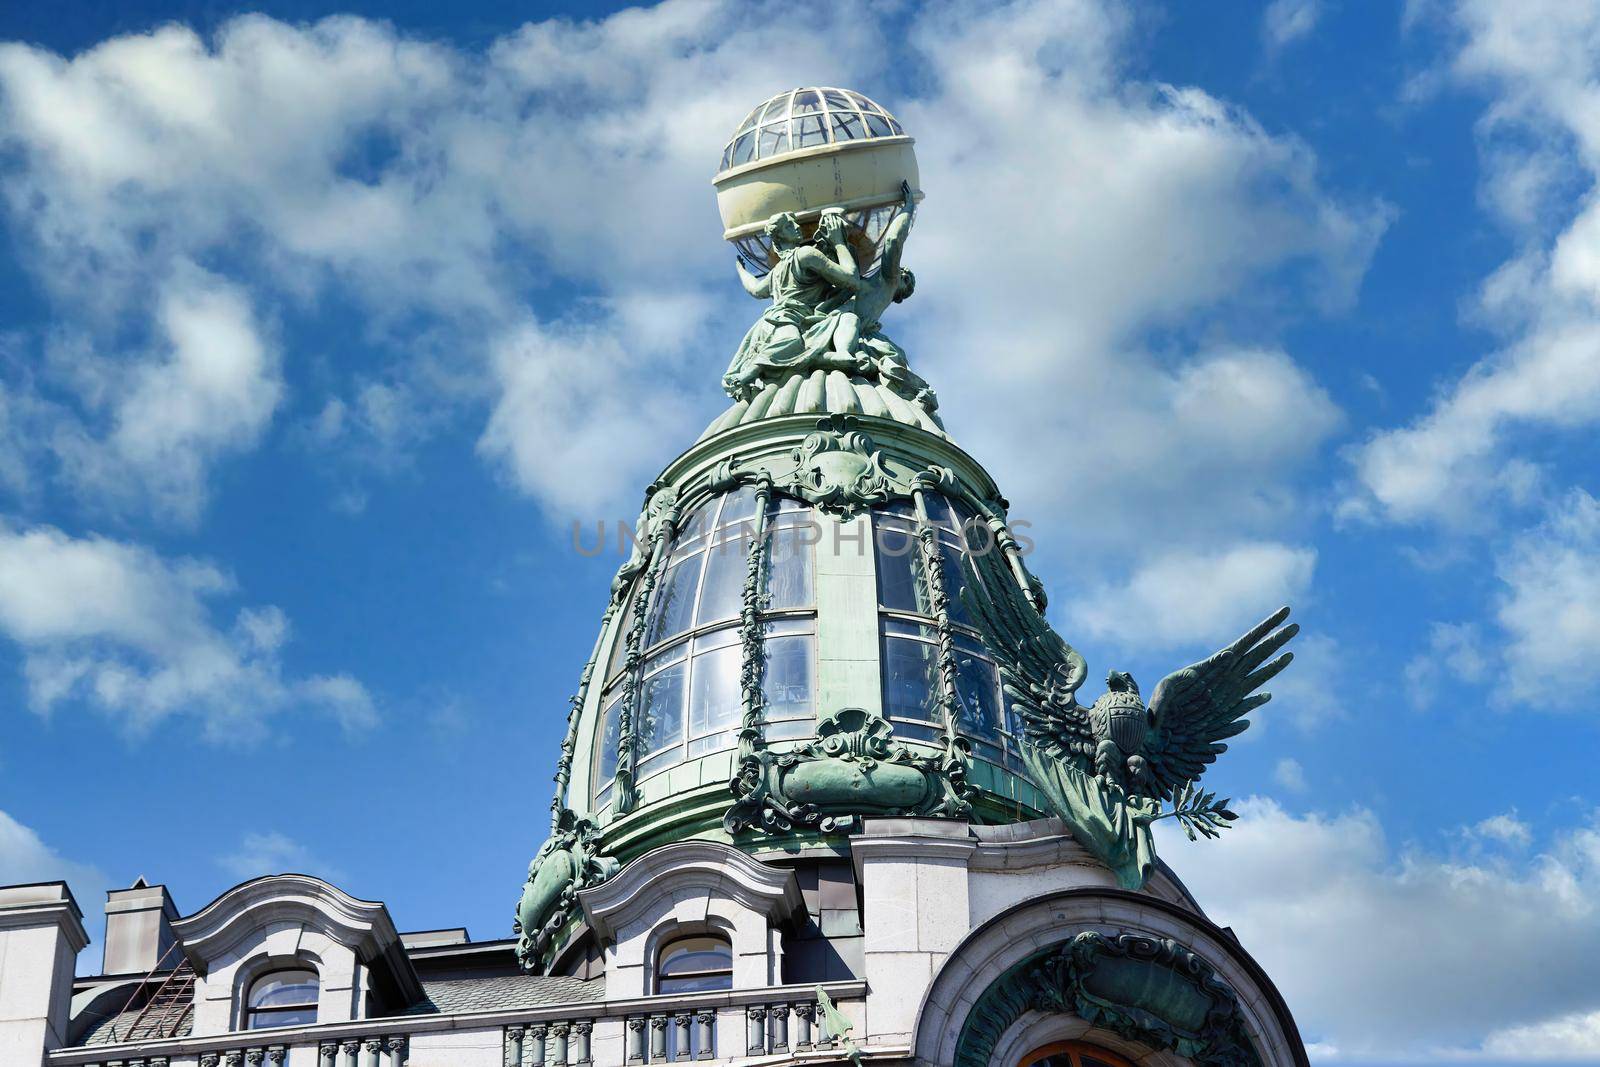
[1,0,1598,1062]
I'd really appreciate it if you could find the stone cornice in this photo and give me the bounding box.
[578,840,804,940]
[0,880,90,954]
[171,874,420,1005]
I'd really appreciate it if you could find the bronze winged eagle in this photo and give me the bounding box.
[961,546,1298,887]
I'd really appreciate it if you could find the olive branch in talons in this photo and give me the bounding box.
[1152,782,1239,841]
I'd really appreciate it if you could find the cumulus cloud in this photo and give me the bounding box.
[1406,491,1600,712]
[219,831,342,882]
[44,269,281,523]
[1345,1,1600,529]
[0,521,376,740]
[0,0,1379,547]
[1070,540,1315,648]
[1161,797,1600,1060]
[1495,489,1600,705]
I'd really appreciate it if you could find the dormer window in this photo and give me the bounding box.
[655,934,733,994]
[245,967,319,1029]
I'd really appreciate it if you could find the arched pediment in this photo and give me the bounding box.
[913,888,1307,1067]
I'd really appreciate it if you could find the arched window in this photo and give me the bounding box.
[1019,1041,1135,1067]
[655,934,733,994]
[593,488,819,809]
[245,967,319,1029]
[874,494,1024,770]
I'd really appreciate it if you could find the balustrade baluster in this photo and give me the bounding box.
[794,1001,816,1050]
[693,1009,715,1060]
[648,1014,668,1061]
[625,1017,646,1063]
[550,1021,570,1066]
[745,1006,768,1055]
[385,1035,407,1066]
[573,1021,592,1065]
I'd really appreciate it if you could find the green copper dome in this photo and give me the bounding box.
[514,88,1296,977]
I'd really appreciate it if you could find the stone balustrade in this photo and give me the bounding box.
[503,982,865,1066]
[47,981,865,1067]
[62,1035,409,1067]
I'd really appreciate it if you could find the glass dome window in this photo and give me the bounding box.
[718,87,906,173]
[873,494,1026,771]
[592,490,819,810]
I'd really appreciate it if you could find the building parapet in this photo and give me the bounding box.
[48,981,867,1067]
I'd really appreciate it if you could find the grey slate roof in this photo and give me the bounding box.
[75,975,601,1046]
[79,1007,193,1047]
[407,973,603,1015]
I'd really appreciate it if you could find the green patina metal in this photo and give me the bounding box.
[510,88,1304,971]
[955,931,1263,1067]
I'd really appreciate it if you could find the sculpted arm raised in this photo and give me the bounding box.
[736,260,772,299]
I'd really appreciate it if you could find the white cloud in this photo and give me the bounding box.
[0,520,375,741]
[1070,540,1315,649]
[1161,797,1600,1060]
[1273,757,1309,792]
[1404,491,1600,712]
[45,269,281,523]
[1496,489,1600,705]
[219,831,341,882]
[478,313,708,517]
[1263,0,1323,53]
[0,0,1380,539]
[1346,2,1600,529]
[0,809,106,899]
[1474,811,1533,848]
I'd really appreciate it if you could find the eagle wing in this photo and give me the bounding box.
[1141,606,1298,800]
[961,544,1092,759]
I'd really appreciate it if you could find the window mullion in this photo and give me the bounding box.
[911,487,973,793]
[733,479,773,785]
[615,501,682,815]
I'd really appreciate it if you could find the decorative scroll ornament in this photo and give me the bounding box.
[513,809,618,973]
[724,707,971,835]
[712,414,935,520]
[956,931,1262,1067]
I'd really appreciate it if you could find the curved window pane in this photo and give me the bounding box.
[865,112,892,137]
[689,642,741,741]
[882,634,939,725]
[638,659,687,757]
[758,123,789,157]
[697,537,749,626]
[875,522,928,613]
[939,541,976,629]
[718,485,760,527]
[646,554,702,647]
[955,654,1002,740]
[763,634,814,728]
[764,526,814,610]
[831,112,864,141]
[731,131,754,166]
[595,693,623,788]
[823,89,853,110]
[795,114,828,147]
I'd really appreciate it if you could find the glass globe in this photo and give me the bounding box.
[712,87,920,278]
